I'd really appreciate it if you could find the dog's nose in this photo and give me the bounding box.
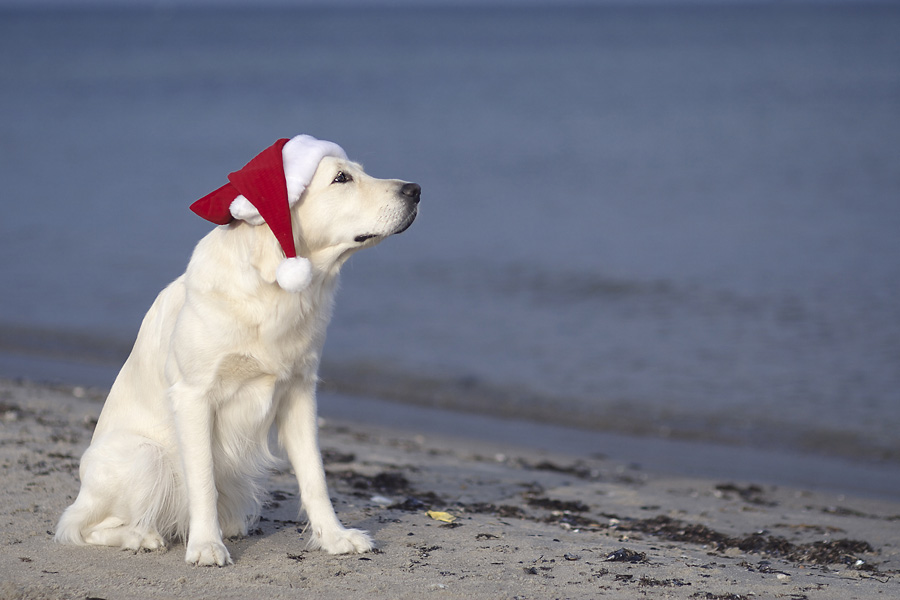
[401,183,421,204]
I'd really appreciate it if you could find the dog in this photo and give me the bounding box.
[55,135,420,566]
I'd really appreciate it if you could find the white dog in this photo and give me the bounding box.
[55,135,419,566]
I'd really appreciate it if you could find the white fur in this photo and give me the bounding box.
[55,156,419,567]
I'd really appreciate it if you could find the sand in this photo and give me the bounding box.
[1,377,898,600]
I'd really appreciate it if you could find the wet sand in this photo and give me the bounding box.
[1,378,898,599]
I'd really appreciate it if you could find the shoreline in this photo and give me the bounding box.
[2,377,899,599]
[3,341,898,469]
[2,349,899,503]
[319,391,900,504]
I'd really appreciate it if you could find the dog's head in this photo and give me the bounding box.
[291,156,420,267]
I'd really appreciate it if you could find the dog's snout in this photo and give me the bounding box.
[400,182,421,204]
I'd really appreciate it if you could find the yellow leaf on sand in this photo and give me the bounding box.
[426,510,456,523]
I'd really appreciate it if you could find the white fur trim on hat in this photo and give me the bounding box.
[275,256,313,293]
[229,195,265,225]
[282,134,348,203]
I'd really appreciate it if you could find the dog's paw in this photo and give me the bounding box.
[121,529,167,553]
[185,540,233,567]
[310,527,373,555]
[140,530,166,552]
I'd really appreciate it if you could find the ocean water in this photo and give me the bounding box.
[1,5,899,472]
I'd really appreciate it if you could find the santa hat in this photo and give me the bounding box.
[190,135,347,292]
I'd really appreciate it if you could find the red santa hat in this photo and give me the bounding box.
[190,135,347,292]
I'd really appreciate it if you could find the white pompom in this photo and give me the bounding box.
[275,257,313,292]
[229,195,265,225]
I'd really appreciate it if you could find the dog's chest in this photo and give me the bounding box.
[238,292,334,380]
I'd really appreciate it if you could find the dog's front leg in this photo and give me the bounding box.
[170,382,233,566]
[276,381,373,554]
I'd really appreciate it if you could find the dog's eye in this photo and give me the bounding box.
[332,171,352,184]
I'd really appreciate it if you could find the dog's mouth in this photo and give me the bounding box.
[353,208,417,244]
[392,208,418,235]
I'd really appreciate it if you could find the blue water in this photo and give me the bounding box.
[1,5,899,469]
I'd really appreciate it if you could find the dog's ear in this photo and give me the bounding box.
[249,227,283,286]
[249,216,312,290]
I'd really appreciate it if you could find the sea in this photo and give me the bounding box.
[1,4,899,498]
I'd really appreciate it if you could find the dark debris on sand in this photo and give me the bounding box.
[325,460,884,573]
[605,548,648,563]
[331,470,412,495]
[618,515,877,569]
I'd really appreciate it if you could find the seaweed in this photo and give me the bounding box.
[638,576,691,587]
[331,470,411,494]
[389,492,444,512]
[605,548,647,563]
[524,495,590,513]
[714,483,775,506]
[620,515,875,568]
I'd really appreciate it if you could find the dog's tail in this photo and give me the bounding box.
[54,491,100,545]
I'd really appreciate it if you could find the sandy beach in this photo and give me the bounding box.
[1,377,898,600]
